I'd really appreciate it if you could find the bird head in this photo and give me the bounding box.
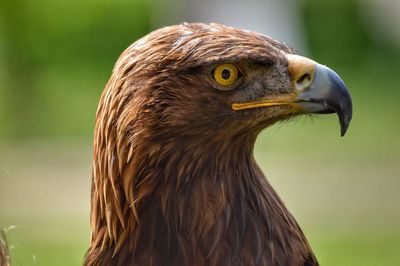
[101,23,352,152]
[89,23,353,262]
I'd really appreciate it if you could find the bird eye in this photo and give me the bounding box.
[213,64,239,88]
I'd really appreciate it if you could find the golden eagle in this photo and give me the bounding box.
[84,23,352,266]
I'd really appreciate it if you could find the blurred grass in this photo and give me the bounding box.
[312,232,400,266]
[3,219,88,266]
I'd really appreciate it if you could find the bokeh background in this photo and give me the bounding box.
[1,0,399,265]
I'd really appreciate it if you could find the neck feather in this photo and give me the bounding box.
[86,135,316,265]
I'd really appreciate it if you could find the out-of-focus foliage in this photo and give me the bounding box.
[302,0,372,68]
[0,0,151,140]
[301,0,400,89]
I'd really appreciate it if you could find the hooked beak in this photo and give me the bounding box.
[232,54,353,136]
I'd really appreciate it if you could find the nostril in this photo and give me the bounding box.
[297,73,311,84]
[296,73,312,91]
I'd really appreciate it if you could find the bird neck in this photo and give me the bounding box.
[87,135,315,265]
[152,137,303,250]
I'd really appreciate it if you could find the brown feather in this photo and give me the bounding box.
[84,22,318,266]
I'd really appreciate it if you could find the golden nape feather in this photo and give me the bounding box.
[84,23,352,266]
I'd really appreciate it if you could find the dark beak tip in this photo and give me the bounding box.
[338,108,352,137]
[340,127,346,137]
[340,126,347,137]
[323,66,353,137]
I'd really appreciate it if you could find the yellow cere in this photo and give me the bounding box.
[214,64,239,87]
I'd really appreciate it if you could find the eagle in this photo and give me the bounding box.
[84,23,352,266]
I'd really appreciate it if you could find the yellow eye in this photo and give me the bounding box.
[213,64,239,88]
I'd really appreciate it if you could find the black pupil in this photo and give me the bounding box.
[221,68,231,80]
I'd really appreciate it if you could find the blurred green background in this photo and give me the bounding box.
[0,0,399,265]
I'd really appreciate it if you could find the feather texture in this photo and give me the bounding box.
[84,23,318,266]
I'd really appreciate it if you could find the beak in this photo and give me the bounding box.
[232,54,353,136]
